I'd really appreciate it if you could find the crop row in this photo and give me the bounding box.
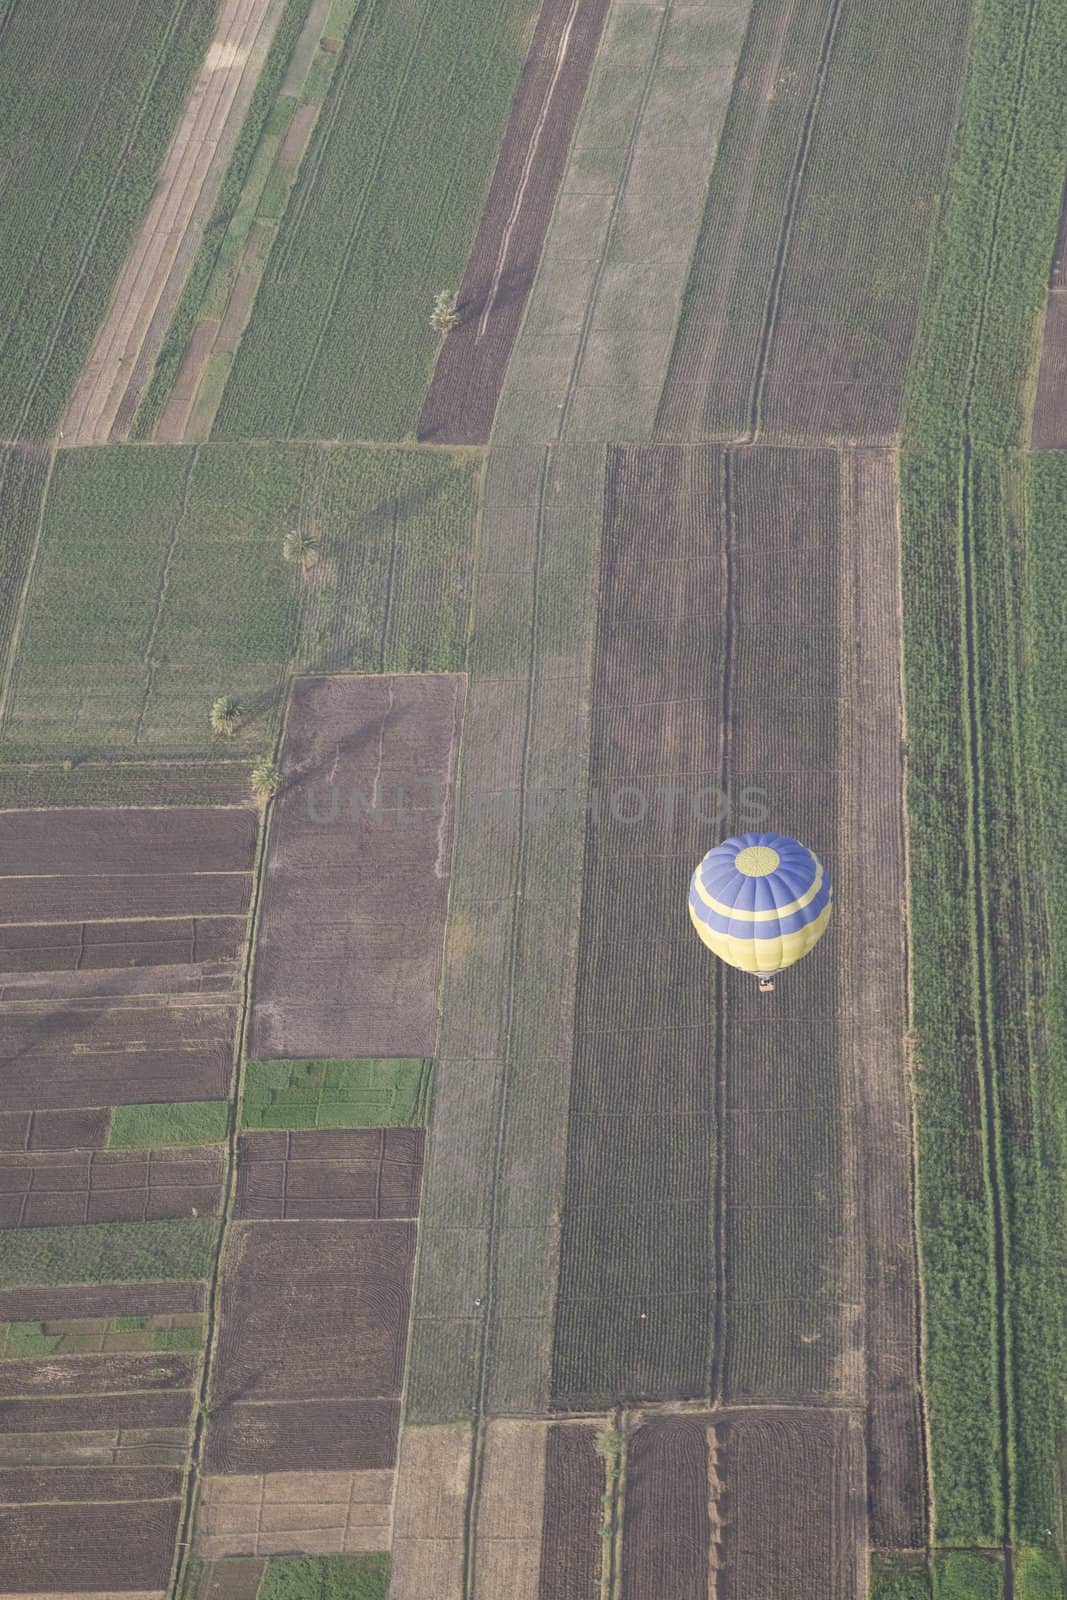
[0,0,218,439]
[211,0,536,440]
[899,0,1067,1568]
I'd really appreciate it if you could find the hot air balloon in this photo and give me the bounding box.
[688,831,831,993]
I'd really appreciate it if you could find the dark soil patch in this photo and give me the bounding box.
[233,1127,423,1219]
[621,1417,709,1600]
[0,1146,224,1228]
[1031,291,1067,448]
[196,1556,268,1599]
[204,1396,400,1473]
[0,1495,180,1589]
[0,1352,196,1396]
[0,806,255,877]
[0,1388,194,1433]
[0,1463,182,1501]
[0,1279,205,1320]
[417,0,611,444]
[0,914,247,976]
[0,871,252,923]
[0,1107,110,1152]
[0,1003,236,1110]
[539,1424,603,1599]
[249,674,464,1060]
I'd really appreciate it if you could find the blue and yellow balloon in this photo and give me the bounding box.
[688,831,831,982]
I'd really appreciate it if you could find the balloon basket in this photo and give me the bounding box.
[756,975,776,994]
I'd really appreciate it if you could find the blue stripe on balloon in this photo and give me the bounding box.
[689,877,831,939]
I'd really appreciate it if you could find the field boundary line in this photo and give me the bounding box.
[555,0,673,439]
[459,447,551,1600]
[709,447,733,1405]
[0,444,56,733]
[745,0,844,443]
[135,447,200,746]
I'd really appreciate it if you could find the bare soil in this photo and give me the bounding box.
[538,1424,602,1600]
[0,1281,205,1321]
[0,1390,193,1435]
[0,1464,181,1502]
[0,1424,189,1470]
[0,1109,111,1153]
[0,915,247,978]
[195,1555,267,1599]
[205,1218,415,1472]
[234,1128,424,1220]
[0,806,255,878]
[0,1003,236,1111]
[0,1497,180,1591]
[0,1355,196,1398]
[417,0,611,444]
[1031,291,1067,448]
[621,1416,708,1600]
[157,320,219,443]
[249,674,464,1061]
[0,1146,224,1228]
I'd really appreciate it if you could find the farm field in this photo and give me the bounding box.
[0,443,478,771]
[60,0,280,446]
[210,0,542,440]
[655,0,972,444]
[0,0,219,441]
[4,0,1067,1590]
[416,0,611,444]
[248,673,464,1060]
[491,0,752,445]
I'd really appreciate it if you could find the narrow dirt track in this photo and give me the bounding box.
[60,0,274,446]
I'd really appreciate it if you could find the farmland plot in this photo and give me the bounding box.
[417,0,612,444]
[248,673,464,1061]
[0,444,477,764]
[619,1410,865,1600]
[1029,181,1067,448]
[0,0,218,440]
[212,0,541,439]
[656,0,973,444]
[403,444,604,1426]
[492,0,752,445]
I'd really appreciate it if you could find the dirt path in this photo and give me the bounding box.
[60,0,277,447]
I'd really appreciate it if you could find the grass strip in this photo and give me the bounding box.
[108,1101,231,1148]
[131,0,316,439]
[0,1218,219,1287]
[899,0,1067,1557]
[258,1555,389,1600]
[241,1058,431,1129]
[1015,1547,1065,1598]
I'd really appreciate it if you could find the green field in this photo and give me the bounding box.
[0,1218,219,1287]
[241,1058,431,1129]
[132,0,317,439]
[870,1559,932,1600]
[0,0,217,440]
[0,1311,205,1360]
[899,0,1067,1560]
[0,442,478,762]
[258,1554,389,1600]
[108,1100,232,1148]
[212,0,537,439]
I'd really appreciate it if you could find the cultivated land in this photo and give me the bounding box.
[0,443,477,770]
[0,0,218,441]
[2,0,1067,1592]
[248,673,464,1060]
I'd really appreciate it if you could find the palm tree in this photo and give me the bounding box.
[431,290,458,333]
[210,695,241,737]
[282,528,319,574]
[250,758,282,801]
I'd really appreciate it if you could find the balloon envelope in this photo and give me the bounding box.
[688,831,831,975]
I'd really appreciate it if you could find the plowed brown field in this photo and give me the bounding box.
[233,1128,423,1220]
[249,674,464,1060]
[0,1146,224,1227]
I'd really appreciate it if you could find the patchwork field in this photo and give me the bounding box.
[248,673,464,1060]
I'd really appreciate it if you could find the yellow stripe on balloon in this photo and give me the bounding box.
[692,859,825,924]
[688,898,832,973]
